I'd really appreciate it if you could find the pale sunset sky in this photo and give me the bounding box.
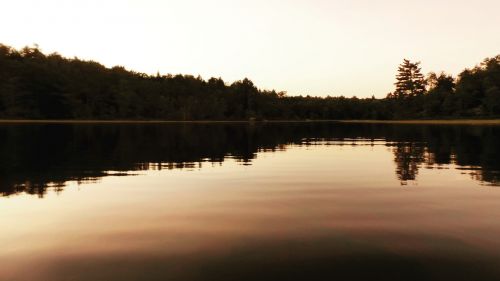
[1,0,499,97]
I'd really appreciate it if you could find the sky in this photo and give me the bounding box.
[1,0,499,98]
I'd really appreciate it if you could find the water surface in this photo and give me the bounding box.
[1,123,500,281]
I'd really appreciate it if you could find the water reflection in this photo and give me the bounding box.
[3,123,500,281]
[0,123,499,196]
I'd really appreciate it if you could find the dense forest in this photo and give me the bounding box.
[0,43,499,120]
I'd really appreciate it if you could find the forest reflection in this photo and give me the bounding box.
[0,123,499,197]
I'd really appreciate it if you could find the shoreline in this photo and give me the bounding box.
[338,119,500,125]
[0,119,499,125]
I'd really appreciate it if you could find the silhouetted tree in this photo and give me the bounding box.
[391,59,426,99]
[423,72,455,117]
[0,43,498,120]
[455,55,500,116]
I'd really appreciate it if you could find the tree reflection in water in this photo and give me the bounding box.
[0,123,498,196]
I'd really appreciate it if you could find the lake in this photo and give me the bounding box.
[1,122,500,281]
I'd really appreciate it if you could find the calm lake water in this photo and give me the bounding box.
[1,123,500,281]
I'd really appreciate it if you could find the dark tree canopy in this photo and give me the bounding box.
[391,59,426,99]
[0,43,498,120]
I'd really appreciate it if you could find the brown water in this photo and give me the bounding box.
[1,123,500,281]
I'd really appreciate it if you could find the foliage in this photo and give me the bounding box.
[391,59,426,99]
[0,44,498,120]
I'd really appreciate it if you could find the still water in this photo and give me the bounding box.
[1,123,500,281]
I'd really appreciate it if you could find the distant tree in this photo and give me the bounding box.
[386,59,428,118]
[423,72,455,117]
[456,55,500,116]
[0,43,498,121]
[391,59,426,99]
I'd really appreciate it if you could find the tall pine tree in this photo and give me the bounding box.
[391,59,426,99]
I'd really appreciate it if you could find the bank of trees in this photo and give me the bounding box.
[0,43,498,120]
[387,56,500,118]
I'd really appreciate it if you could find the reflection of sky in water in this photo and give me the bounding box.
[2,141,500,281]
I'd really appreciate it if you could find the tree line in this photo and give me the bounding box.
[0,43,498,120]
